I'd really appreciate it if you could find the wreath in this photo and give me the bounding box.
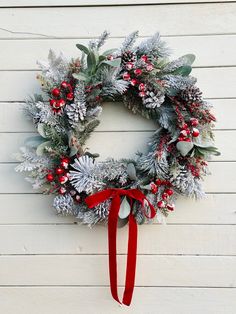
[15,31,220,306]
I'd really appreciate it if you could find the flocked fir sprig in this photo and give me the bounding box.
[15,31,220,226]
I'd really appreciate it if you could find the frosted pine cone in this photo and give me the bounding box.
[142,86,165,108]
[93,199,110,220]
[121,50,137,67]
[66,102,87,126]
[53,194,76,216]
[180,86,202,103]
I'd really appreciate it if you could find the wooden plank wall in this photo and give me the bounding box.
[0,1,236,313]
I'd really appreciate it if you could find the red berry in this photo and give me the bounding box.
[130,79,138,86]
[126,62,134,70]
[66,93,74,101]
[180,130,188,137]
[134,69,142,76]
[146,64,154,72]
[139,83,146,91]
[123,72,131,81]
[46,173,54,182]
[139,91,146,97]
[53,101,61,109]
[167,203,175,211]
[157,200,165,208]
[61,81,68,89]
[75,195,81,203]
[156,179,162,186]
[51,88,61,97]
[58,99,66,107]
[50,99,57,107]
[58,175,68,184]
[190,118,199,127]
[55,167,64,175]
[162,192,169,200]
[60,157,70,169]
[192,128,200,137]
[184,138,191,142]
[141,55,148,63]
[165,189,174,196]
[181,123,189,130]
[58,187,66,194]
[150,183,158,194]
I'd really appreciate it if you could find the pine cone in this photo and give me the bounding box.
[170,165,193,194]
[142,86,165,108]
[66,102,87,126]
[180,86,202,103]
[121,50,136,67]
[93,199,110,220]
[53,194,76,216]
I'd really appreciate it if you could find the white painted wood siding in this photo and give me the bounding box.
[0,1,235,313]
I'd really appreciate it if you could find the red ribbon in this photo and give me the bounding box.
[85,188,156,306]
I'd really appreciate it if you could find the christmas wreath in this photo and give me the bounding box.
[15,31,220,306]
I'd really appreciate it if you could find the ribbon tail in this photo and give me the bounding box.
[108,194,122,304]
[122,214,138,306]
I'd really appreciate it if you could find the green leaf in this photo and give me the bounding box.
[36,140,51,156]
[117,217,129,228]
[102,58,121,67]
[173,65,192,76]
[72,72,89,81]
[176,141,194,156]
[102,48,117,56]
[37,123,47,138]
[69,146,78,157]
[24,136,45,148]
[118,197,131,219]
[76,44,89,55]
[182,54,196,66]
[87,51,97,71]
[127,163,137,180]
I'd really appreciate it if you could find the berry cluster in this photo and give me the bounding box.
[46,157,71,194]
[150,179,175,212]
[49,81,74,113]
[122,54,154,98]
[178,118,200,142]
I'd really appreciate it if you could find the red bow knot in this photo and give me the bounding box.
[85,188,156,306]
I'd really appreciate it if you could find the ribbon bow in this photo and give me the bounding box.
[85,188,156,306]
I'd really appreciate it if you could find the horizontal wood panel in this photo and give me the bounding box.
[0,225,235,255]
[0,4,236,39]
[0,193,235,225]
[0,162,234,193]
[1,35,236,70]
[0,287,235,314]
[0,0,235,7]
[1,99,235,132]
[0,255,235,287]
[0,130,233,162]
[0,68,235,101]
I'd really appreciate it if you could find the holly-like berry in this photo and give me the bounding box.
[51,88,61,97]
[146,64,154,72]
[66,93,74,101]
[75,195,81,203]
[150,182,158,194]
[46,173,54,182]
[167,203,175,211]
[130,79,138,86]
[180,130,188,137]
[55,167,64,175]
[60,157,70,169]
[192,128,200,137]
[140,55,148,63]
[126,62,134,70]
[157,200,165,208]
[134,69,142,76]
[139,83,146,91]
[61,81,68,89]
[165,189,174,196]
[58,187,66,194]
[139,91,146,97]
[58,175,68,184]
[123,72,131,81]
[162,192,169,200]
[58,99,66,108]
[155,179,162,186]
[190,118,199,127]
